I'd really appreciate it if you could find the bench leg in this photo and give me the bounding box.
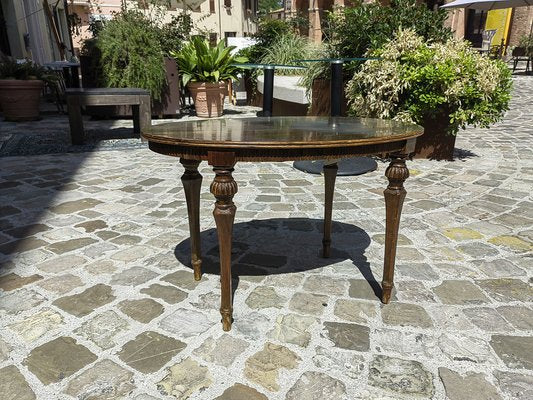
[132,105,140,135]
[138,95,151,134]
[67,98,84,145]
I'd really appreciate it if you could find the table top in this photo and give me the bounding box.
[43,61,80,68]
[143,117,423,162]
[65,88,149,96]
[143,117,423,148]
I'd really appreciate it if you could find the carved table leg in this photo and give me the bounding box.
[209,157,238,331]
[180,159,203,281]
[322,162,338,258]
[382,156,409,304]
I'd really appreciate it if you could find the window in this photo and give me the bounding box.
[225,32,236,38]
[224,0,232,7]
[209,33,218,46]
[465,9,488,48]
[210,0,216,14]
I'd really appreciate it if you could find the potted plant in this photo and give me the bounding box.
[345,29,512,160]
[172,37,247,118]
[0,60,55,121]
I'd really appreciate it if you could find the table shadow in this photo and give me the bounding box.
[174,217,382,300]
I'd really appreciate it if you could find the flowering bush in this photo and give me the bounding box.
[346,30,512,134]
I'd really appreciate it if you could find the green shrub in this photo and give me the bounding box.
[172,37,247,86]
[300,0,452,92]
[325,0,451,60]
[96,10,166,100]
[346,29,512,135]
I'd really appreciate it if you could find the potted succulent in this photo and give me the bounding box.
[0,60,54,121]
[172,37,247,117]
[346,29,512,160]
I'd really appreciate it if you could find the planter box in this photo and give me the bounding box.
[413,115,456,161]
[308,78,348,116]
[256,75,309,116]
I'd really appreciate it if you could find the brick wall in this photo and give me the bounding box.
[508,7,533,47]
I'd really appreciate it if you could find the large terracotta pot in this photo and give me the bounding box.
[188,81,227,118]
[414,114,457,161]
[0,79,44,121]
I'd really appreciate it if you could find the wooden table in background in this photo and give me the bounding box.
[143,117,423,331]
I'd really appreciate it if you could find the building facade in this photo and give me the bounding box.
[1,0,75,63]
[445,5,533,48]
[0,0,258,63]
[68,0,258,51]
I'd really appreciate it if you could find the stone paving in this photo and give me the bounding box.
[0,76,532,400]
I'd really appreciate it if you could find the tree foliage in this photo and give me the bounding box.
[96,10,166,100]
[258,0,282,14]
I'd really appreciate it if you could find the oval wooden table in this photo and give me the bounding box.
[142,117,424,331]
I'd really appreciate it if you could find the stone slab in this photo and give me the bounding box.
[368,355,434,398]
[0,365,36,400]
[118,331,186,373]
[53,284,115,317]
[64,359,135,400]
[24,336,97,385]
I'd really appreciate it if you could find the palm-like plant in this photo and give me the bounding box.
[171,36,247,87]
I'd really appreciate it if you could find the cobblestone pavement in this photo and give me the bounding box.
[0,102,260,156]
[0,77,532,400]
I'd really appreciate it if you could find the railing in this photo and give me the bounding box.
[233,57,378,117]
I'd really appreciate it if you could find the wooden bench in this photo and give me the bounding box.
[66,88,151,145]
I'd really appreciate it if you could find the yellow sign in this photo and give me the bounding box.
[485,8,513,46]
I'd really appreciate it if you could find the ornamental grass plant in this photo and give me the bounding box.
[346,29,512,135]
[259,32,318,75]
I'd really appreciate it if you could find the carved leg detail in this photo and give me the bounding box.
[180,159,203,280]
[210,164,238,331]
[382,156,409,304]
[322,162,338,258]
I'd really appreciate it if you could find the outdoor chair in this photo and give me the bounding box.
[511,47,532,73]
[480,29,497,55]
[45,68,67,114]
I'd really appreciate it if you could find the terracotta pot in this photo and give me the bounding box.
[0,79,44,121]
[413,114,457,161]
[188,81,227,118]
